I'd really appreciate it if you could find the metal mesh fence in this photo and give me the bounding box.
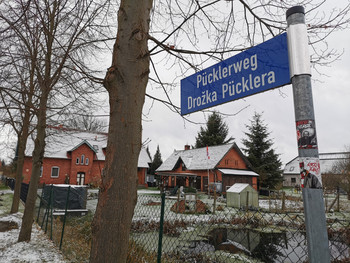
[35,185,92,263]
[35,187,350,263]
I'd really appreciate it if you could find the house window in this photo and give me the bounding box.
[85,158,89,165]
[290,166,295,171]
[76,157,79,165]
[40,166,43,177]
[291,177,296,183]
[81,155,85,164]
[182,163,186,171]
[51,167,59,178]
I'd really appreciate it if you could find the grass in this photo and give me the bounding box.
[40,210,165,263]
[0,183,9,190]
[0,187,24,215]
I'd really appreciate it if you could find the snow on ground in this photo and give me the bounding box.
[0,190,67,263]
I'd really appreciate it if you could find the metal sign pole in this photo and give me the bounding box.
[286,6,330,263]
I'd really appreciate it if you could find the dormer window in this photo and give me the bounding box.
[81,154,85,164]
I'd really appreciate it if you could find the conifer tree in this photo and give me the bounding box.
[149,145,163,175]
[242,112,282,189]
[195,111,233,148]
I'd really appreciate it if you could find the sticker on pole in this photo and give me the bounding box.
[299,158,322,188]
[180,33,291,115]
[296,120,318,149]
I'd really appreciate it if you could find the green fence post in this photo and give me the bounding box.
[59,186,71,250]
[45,185,53,233]
[50,186,54,240]
[157,192,166,263]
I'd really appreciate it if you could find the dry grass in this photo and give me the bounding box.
[43,214,171,263]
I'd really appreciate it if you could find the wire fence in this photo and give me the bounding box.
[33,185,350,263]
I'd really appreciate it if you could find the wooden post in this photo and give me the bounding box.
[177,189,180,213]
[213,188,216,214]
[246,191,249,211]
[337,187,340,212]
[282,191,286,212]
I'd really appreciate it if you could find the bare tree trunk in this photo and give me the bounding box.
[90,1,152,262]
[11,43,36,214]
[11,103,32,213]
[10,135,27,213]
[18,94,48,242]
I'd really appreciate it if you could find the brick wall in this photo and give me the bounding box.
[22,143,148,187]
[22,143,101,185]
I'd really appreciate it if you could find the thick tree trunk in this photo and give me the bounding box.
[18,96,48,242]
[10,135,26,214]
[11,46,36,214]
[11,111,31,213]
[90,1,152,262]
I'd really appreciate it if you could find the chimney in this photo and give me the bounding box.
[184,145,190,150]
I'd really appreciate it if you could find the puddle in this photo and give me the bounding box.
[184,227,349,262]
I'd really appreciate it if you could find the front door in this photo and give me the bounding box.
[77,172,85,185]
[196,176,201,191]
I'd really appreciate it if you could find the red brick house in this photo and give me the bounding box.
[22,127,151,187]
[156,143,259,192]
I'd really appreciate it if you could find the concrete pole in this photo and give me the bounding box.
[286,6,330,263]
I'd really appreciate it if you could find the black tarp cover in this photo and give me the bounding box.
[42,184,87,210]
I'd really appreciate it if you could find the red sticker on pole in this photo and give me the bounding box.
[296,120,318,149]
[299,158,322,188]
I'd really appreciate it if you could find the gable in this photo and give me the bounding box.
[157,143,239,172]
[217,146,250,169]
[25,129,108,160]
[138,148,152,168]
[69,140,97,154]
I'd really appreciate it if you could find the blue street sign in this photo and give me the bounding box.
[180,33,291,115]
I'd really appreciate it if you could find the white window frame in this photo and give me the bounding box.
[51,166,60,178]
[77,172,85,185]
[40,166,43,177]
[76,157,80,165]
[85,158,89,165]
[81,155,85,164]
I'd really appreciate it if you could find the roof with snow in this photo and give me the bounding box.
[138,147,152,168]
[283,152,350,175]
[24,127,151,167]
[218,169,259,177]
[157,143,249,171]
[226,183,253,193]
